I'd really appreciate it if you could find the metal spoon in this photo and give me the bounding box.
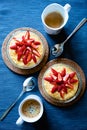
[51,18,87,57]
[0,77,36,121]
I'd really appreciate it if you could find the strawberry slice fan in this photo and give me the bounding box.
[10,31,41,65]
[44,68,78,99]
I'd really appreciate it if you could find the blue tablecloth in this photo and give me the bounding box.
[0,0,87,130]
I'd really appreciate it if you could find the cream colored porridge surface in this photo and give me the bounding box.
[8,30,44,68]
[42,63,79,101]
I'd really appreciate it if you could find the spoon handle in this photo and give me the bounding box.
[63,18,87,44]
[0,91,24,121]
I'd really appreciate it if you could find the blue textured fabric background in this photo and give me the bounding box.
[0,0,87,130]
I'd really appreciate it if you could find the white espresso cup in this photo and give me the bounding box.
[16,95,43,125]
[41,3,71,35]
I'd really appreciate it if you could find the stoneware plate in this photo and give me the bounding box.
[38,58,86,107]
[2,27,49,75]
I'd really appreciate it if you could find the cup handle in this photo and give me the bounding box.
[16,117,24,125]
[64,4,71,13]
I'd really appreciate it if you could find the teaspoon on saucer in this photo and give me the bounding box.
[51,18,87,57]
[0,77,36,121]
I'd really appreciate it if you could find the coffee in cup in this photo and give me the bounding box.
[21,99,41,118]
[16,95,43,125]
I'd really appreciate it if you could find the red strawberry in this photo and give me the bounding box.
[20,45,26,53]
[44,76,53,82]
[70,79,78,83]
[23,56,27,64]
[22,55,27,65]
[60,90,65,98]
[58,73,63,82]
[27,31,30,39]
[25,30,30,40]
[10,45,17,50]
[50,74,57,80]
[69,72,76,78]
[32,54,37,63]
[51,68,58,76]
[34,41,41,45]
[27,53,32,62]
[33,50,40,57]
[22,49,29,64]
[25,39,34,46]
[17,46,25,60]
[63,74,69,81]
[65,83,74,89]
[61,68,66,77]
[22,36,26,43]
[31,43,38,49]
[27,47,32,52]
[51,85,58,93]
[24,49,29,56]
[16,42,24,46]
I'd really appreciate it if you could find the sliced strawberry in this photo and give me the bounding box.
[25,49,29,56]
[21,45,26,52]
[16,42,24,46]
[25,30,30,40]
[27,47,32,52]
[22,36,26,43]
[34,41,41,45]
[17,45,26,59]
[50,74,55,80]
[10,45,17,50]
[51,68,58,76]
[60,90,65,98]
[65,83,74,89]
[69,72,76,78]
[23,55,27,65]
[25,39,34,46]
[27,53,32,62]
[61,68,66,77]
[32,50,40,57]
[31,43,38,49]
[22,50,29,64]
[70,79,78,83]
[63,74,69,82]
[17,47,24,60]
[58,72,63,82]
[50,74,57,81]
[32,54,37,63]
[44,76,53,82]
[51,85,58,93]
